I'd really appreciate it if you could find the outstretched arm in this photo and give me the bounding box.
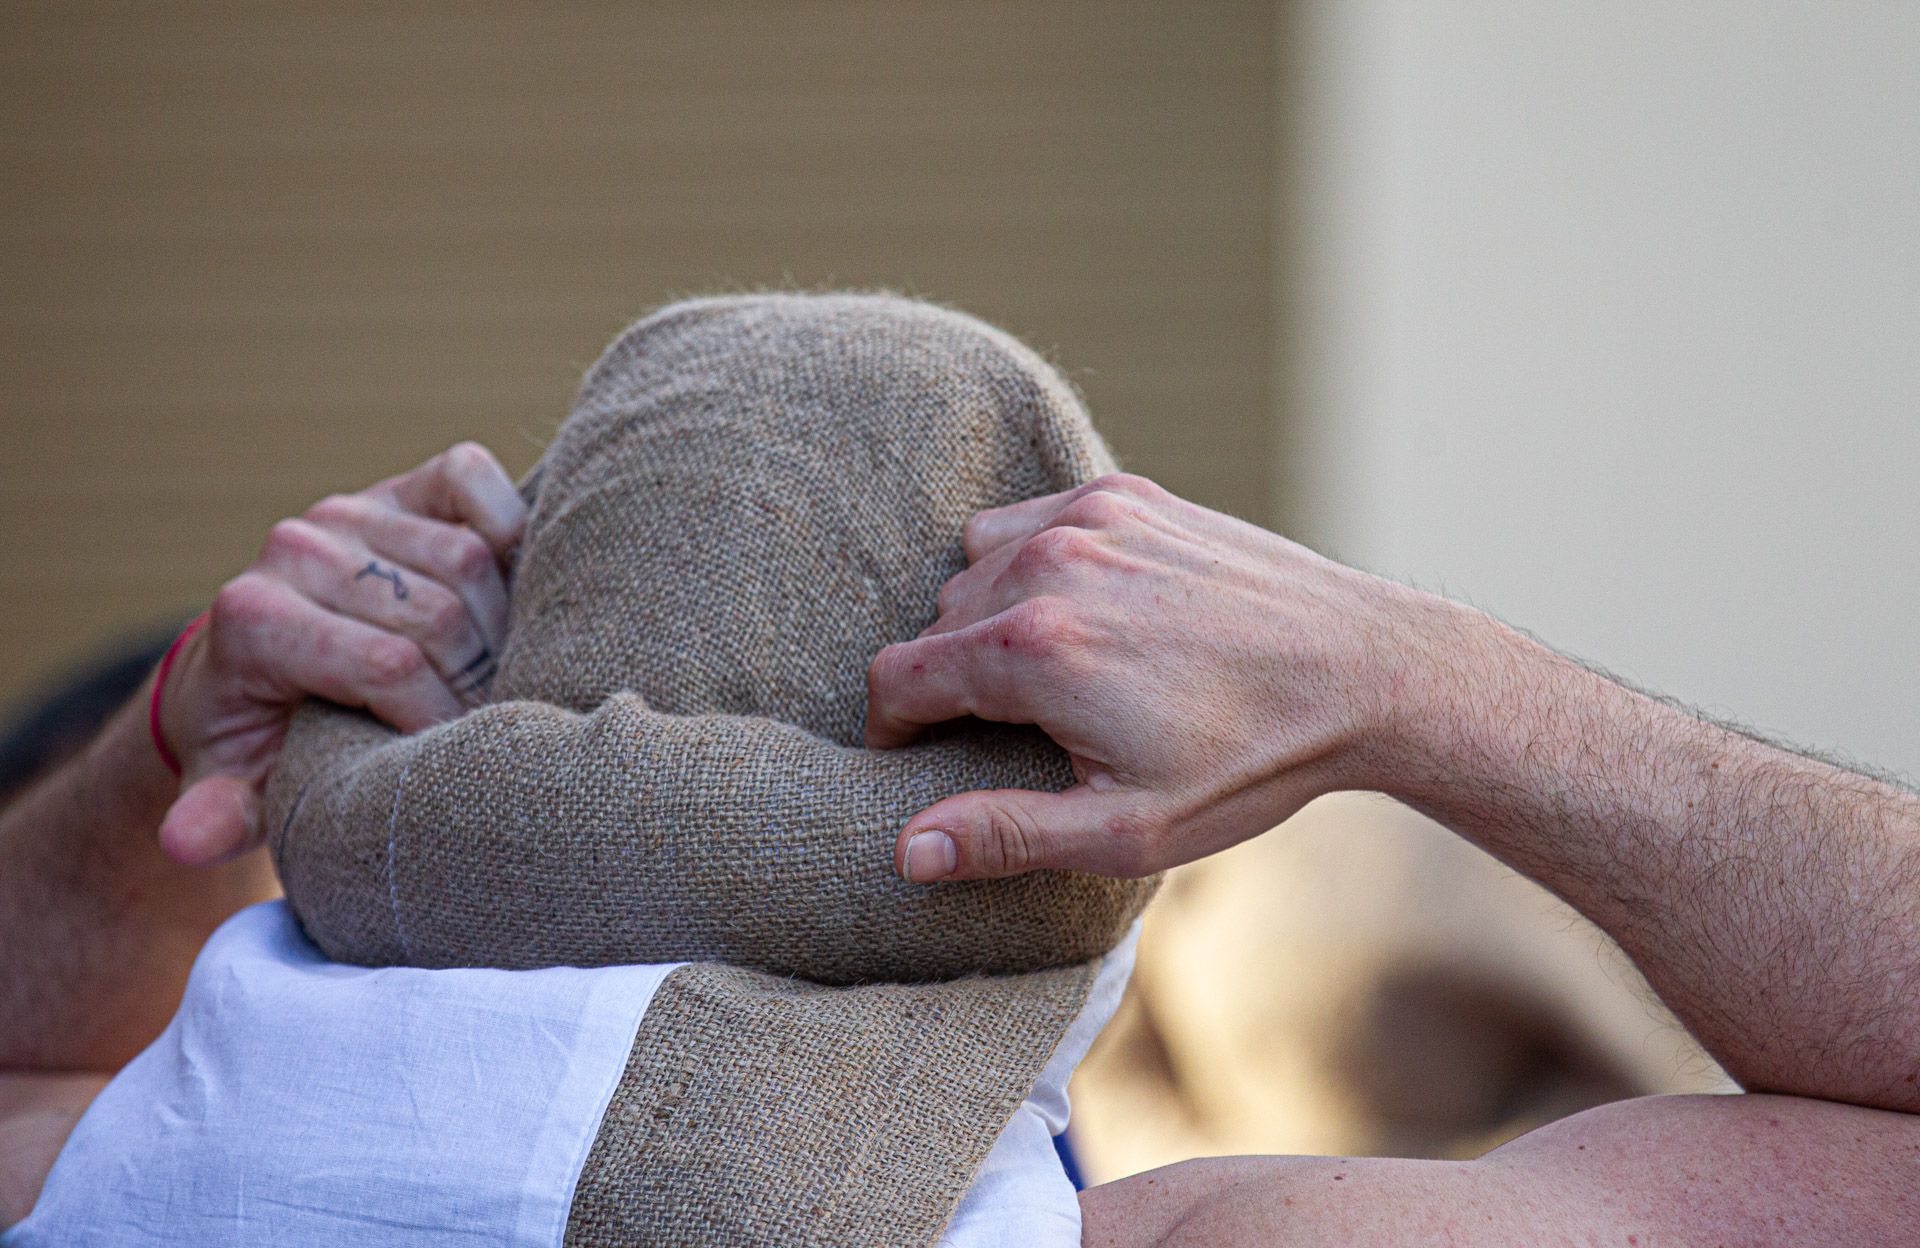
[1388,619,1920,1114]
[864,473,1920,1113]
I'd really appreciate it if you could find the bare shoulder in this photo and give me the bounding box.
[1080,1093,1920,1247]
[1485,1092,1920,1240]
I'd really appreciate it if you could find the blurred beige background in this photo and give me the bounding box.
[1,0,1272,706]
[5,0,1915,1186]
[1281,0,1920,782]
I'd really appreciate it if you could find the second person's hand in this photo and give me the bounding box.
[864,473,1477,883]
[154,442,529,867]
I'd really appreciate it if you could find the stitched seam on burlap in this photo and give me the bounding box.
[269,779,311,888]
[260,294,1148,1242]
[383,760,414,961]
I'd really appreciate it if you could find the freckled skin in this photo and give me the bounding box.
[1081,1095,1919,1247]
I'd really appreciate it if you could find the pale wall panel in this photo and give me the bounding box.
[1282,0,1920,778]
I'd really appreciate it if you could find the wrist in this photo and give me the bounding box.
[153,615,213,780]
[1358,595,1588,811]
[81,681,184,829]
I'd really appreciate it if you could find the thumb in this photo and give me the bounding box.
[893,785,1143,882]
[158,773,262,867]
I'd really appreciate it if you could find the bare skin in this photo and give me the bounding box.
[0,1073,108,1227]
[863,472,1920,1239]
[0,443,526,1224]
[1081,1093,1920,1247]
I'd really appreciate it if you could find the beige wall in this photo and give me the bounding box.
[1281,1,1920,778]
[0,1,1274,708]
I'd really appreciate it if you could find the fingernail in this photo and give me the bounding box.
[903,830,957,883]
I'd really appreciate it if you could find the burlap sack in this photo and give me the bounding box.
[263,293,1158,1245]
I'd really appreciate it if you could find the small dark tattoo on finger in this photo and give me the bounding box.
[356,561,409,601]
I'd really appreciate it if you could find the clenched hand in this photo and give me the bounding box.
[155,443,528,866]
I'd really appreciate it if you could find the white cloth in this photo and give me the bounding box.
[937,914,1136,1248]
[7,903,1136,1247]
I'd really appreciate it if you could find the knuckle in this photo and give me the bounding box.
[210,573,280,630]
[974,806,1040,876]
[302,493,364,527]
[419,587,468,639]
[261,517,327,563]
[1059,489,1131,530]
[362,637,427,687]
[1092,471,1160,499]
[988,596,1075,660]
[867,640,918,693]
[934,569,977,617]
[443,440,495,482]
[438,529,495,581]
[961,509,1001,555]
[866,643,901,693]
[1011,526,1093,576]
[1100,810,1158,878]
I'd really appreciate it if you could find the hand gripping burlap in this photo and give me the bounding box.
[263,293,1158,1246]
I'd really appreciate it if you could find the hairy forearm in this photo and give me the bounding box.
[1383,610,1920,1111]
[1082,1093,1919,1247]
[0,688,276,1072]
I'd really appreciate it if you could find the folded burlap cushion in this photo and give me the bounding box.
[263,293,1158,1245]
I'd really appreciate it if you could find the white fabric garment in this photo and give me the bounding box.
[936,915,1136,1248]
[7,903,1137,1247]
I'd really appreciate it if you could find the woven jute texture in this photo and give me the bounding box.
[567,962,1092,1247]
[263,293,1158,1245]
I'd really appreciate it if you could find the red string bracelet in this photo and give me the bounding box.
[149,611,210,778]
